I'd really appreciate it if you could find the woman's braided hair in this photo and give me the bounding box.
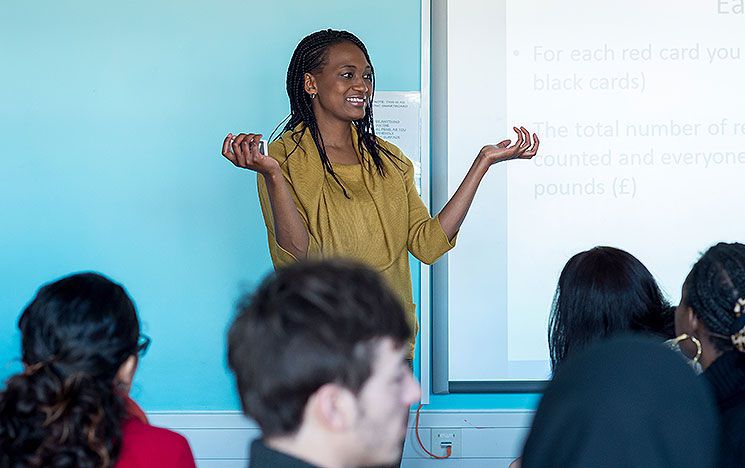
[275,29,401,197]
[684,242,745,352]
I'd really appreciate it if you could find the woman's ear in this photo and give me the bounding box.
[688,308,704,336]
[675,301,696,336]
[114,355,138,394]
[304,72,318,97]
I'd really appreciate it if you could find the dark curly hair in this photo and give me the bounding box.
[682,242,745,352]
[275,29,402,198]
[0,272,141,467]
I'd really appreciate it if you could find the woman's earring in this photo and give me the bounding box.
[665,333,703,373]
[688,334,703,364]
[309,92,317,100]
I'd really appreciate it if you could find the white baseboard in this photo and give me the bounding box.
[148,410,534,467]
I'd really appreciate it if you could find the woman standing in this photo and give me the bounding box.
[222,29,538,357]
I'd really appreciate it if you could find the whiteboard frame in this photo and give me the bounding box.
[427,0,547,393]
[418,0,432,404]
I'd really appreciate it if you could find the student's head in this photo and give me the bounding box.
[675,242,745,368]
[522,336,718,468]
[228,260,420,467]
[0,272,147,466]
[548,246,670,370]
[282,29,398,196]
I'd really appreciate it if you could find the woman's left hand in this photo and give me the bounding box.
[477,126,539,166]
[437,127,539,239]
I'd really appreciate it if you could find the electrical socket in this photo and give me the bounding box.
[431,428,462,458]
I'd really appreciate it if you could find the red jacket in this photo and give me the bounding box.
[116,398,196,468]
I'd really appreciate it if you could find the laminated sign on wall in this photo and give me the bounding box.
[372,91,422,191]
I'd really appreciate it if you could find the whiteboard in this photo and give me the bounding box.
[431,0,745,391]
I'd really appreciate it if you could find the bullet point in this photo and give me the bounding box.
[513,50,520,56]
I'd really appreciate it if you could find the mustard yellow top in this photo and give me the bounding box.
[257,125,456,357]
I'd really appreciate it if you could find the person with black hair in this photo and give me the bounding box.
[674,242,745,468]
[0,272,196,468]
[227,260,421,468]
[548,246,672,371]
[221,29,539,358]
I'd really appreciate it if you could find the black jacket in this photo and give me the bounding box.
[704,351,745,468]
[249,439,319,468]
[522,336,719,468]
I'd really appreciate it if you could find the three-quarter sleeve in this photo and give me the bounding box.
[256,145,321,268]
[402,157,457,265]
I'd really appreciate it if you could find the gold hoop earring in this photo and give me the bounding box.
[671,333,702,364]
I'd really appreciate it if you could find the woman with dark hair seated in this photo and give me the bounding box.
[549,246,672,371]
[674,242,745,468]
[0,272,196,467]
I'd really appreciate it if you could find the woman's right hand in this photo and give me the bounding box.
[221,133,280,176]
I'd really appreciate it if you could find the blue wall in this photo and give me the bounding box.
[0,0,537,411]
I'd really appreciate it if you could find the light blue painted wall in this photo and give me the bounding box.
[0,0,538,411]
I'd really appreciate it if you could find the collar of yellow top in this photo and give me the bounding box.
[278,123,379,168]
[272,122,410,194]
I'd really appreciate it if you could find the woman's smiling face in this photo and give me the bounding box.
[305,41,373,124]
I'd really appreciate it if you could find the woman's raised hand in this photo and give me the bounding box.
[477,126,539,166]
[221,133,280,176]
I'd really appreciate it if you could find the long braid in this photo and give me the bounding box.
[685,242,745,351]
[278,29,403,198]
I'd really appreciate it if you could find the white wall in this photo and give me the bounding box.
[149,410,534,467]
